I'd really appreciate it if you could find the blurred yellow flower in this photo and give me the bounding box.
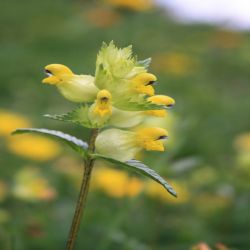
[145,180,189,204]
[106,0,153,11]
[126,177,144,197]
[152,52,196,75]
[0,110,31,136]
[0,181,8,202]
[12,167,56,201]
[86,8,120,28]
[92,167,143,198]
[191,242,212,250]
[234,133,250,152]
[7,134,61,161]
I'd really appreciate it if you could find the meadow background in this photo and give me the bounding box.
[0,0,250,249]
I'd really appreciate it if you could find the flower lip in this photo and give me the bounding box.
[157,135,168,140]
[100,96,109,102]
[44,69,53,77]
[146,80,158,86]
[166,103,174,108]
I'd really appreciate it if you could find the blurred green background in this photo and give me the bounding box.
[1,0,250,249]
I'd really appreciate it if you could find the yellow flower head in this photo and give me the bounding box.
[145,95,175,117]
[93,89,112,117]
[0,110,31,137]
[131,72,157,96]
[135,127,168,151]
[42,64,74,85]
[7,134,61,161]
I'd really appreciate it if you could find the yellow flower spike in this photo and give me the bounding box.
[42,64,99,102]
[145,95,176,117]
[88,89,113,127]
[135,127,168,151]
[131,73,157,96]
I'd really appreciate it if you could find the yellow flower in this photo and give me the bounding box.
[131,73,157,96]
[0,181,8,202]
[12,167,56,201]
[92,167,143,198]
[88,89,113,127]
[145,95,175,117]
[0,110,31,136]
[7,134,61,161]
[145,180,189,204]
[42,64,98,102]
[106,0,153,11]
[95,127,168,161]
[142,112,178,150]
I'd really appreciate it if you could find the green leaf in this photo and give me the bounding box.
[91,154,177,197]
[12,128,88,155]
[44,105,95,128]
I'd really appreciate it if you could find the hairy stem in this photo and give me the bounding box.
[66,129,99,250]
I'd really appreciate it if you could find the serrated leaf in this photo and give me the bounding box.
[12,128,88,155]
[91,154,177,197]
[137,58,152,69]
[44,105,95,128]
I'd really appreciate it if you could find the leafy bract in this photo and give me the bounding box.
[44,105,95,128]
[91,154,177,197]
[95,42,146,90]
[12,128,88,155]
[137,58,152,69]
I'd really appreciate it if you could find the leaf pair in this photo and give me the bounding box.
[12,128,177,197]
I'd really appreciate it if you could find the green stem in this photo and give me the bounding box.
[66,129,99,250]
